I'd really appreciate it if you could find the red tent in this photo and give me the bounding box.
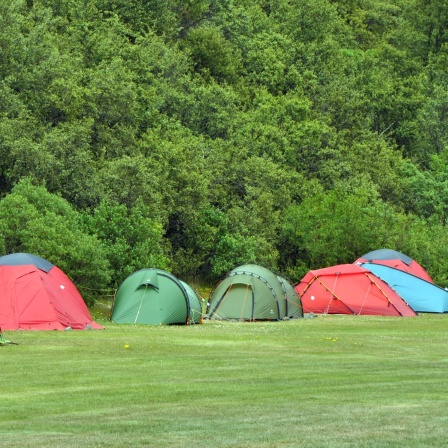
[354,248,433,283]
[0,253,103,330]
[294,264,417,317]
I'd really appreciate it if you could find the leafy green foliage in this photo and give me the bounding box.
[185,25,242,84]
[1,0,448,296]
[278,187,445,282]
[0,179,110,304]
[84,199,170,287]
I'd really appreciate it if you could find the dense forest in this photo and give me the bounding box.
[1,0,448,303]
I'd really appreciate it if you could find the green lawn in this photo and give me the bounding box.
[1,314,448,447]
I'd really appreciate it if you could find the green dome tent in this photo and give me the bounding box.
[207,264,303,321]
[111,269,202,325]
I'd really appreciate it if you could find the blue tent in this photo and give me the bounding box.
[360,263,448,313]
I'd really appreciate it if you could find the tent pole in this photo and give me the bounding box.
[210,285,233,318]
[314,276,358,315]
[239,285,250,321]
[134,286,147,323]
[366,273,404,316]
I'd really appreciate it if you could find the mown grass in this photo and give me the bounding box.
[1,313,448,447]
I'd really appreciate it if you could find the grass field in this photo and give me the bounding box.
[2,313,448,448]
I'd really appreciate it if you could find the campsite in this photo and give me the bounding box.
[2,1,448,446]
[2,253,448,447]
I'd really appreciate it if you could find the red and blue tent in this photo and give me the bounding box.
[359,262,448,313]
[295,264,416,316]
[354,248,433,283]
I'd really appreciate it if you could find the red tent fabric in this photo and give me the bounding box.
[354,249,433,283]
[0,254,103,330]
[294,264,417,317]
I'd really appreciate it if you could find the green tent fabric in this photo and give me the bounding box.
[111,269,202,325]
[180,280,203,324]
[207,264,303,321]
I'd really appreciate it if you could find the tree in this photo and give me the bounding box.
[84,199,170,287]
[184,24,242,84]
[278,187,416,279]
[0,178,111,304]
[399,154,448,221]
[415,0,448,58]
